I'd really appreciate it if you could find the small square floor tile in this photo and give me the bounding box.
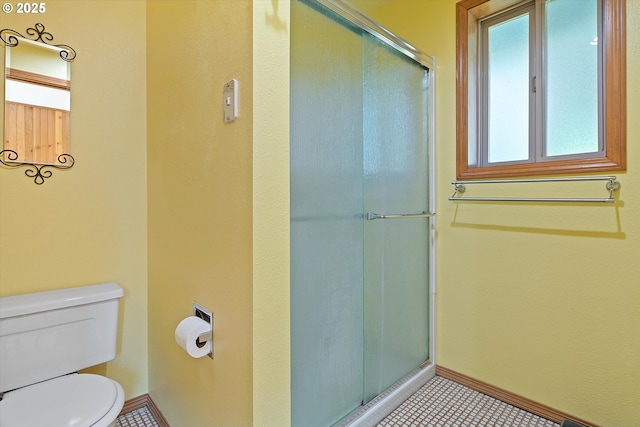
[377,377,560,427]
[116,406,160,427]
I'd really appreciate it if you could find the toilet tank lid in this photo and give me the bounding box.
[0,282,124,319]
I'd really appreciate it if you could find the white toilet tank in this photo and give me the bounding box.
[0,282,124,393]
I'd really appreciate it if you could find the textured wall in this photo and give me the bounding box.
[359,1,640,425]
[146,1,254,425]
[0,0,148,398]
[252,0,292,425]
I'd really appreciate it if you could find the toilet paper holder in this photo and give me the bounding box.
[193,303,214,359]
[197,330,213,343]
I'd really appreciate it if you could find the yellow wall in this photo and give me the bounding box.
[360,1,640,425]
[0,0,148,398]
[8,1,637,426]
[146,1,254,425]
[1,2,291,425]
[252,1,291,425]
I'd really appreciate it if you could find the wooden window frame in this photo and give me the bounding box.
[456,0,626,180]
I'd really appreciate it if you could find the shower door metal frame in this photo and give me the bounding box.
[317,0,435,70]
[310,1,438,424]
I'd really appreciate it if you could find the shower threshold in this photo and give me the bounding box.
[333,362,436,427]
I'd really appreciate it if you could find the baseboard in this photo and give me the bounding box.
[120,393,171,427]
[436,365,599,427]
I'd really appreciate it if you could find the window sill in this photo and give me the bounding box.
[457,157,626,180]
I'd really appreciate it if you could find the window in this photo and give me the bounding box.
[456,0,626,179]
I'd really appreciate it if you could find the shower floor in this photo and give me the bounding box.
[376,376,559,427]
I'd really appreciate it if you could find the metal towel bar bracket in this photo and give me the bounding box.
[449,176,620,203]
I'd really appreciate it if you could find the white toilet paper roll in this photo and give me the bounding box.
[175,316,212,358]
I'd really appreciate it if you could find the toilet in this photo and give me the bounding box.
[0,282,126,427]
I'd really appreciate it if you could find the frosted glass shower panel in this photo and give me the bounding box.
[290,1,365,426]
[291,0,433,423]
[362,34,430,403]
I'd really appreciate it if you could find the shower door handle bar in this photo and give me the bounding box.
[366,211,436,220]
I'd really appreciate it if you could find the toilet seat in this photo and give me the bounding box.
[0,373,125,427]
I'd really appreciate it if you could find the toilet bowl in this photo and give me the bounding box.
[0,283,126,427]
[0,373,125,427]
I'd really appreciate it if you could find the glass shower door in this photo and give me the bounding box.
[290,1,365,426]
[362,34,431,403]
[291,0,432,425]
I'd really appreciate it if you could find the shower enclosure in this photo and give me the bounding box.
[290,1,435,425]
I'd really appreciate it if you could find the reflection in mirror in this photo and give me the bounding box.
[5,36,70,164]
[1,24,75,184]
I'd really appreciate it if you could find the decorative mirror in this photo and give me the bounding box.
[0,23,75,184]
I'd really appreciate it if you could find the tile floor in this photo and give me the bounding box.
[377,376,559,426]
[115,376,560,426]
[116,406,160,427]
